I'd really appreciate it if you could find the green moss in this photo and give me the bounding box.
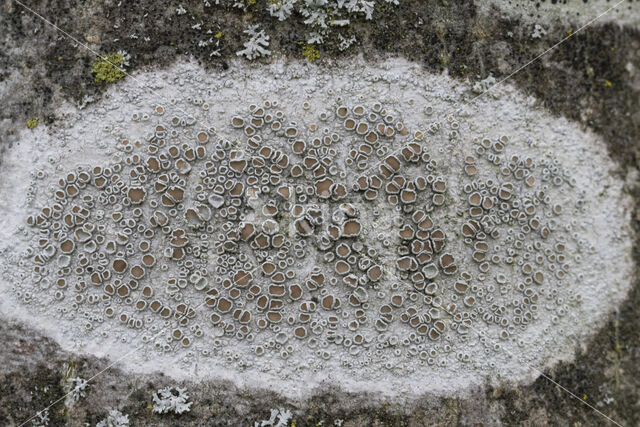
[26,118,38,129]
[301,44,320,63]
[91,53,127,83]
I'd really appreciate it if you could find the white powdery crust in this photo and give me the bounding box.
[0,58,634,400]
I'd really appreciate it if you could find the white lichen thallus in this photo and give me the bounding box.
[12,0,627,425]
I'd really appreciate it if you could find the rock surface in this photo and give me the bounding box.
[1,0,639,425]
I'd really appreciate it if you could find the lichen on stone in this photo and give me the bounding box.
[255,408,293,427]
[30,408,49,427]
[301,43,320,62]
[96,409,129,427]
[90,52,129,83]
[64,377,88,409]
[151,386,192,415]
[0,59,633,400]
[236,25,271,60]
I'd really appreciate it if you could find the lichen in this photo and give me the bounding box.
[301,43,320,62]
[151,386,192,415]
[91,53,128,83]
[236,25,271,60]
[1,60,633,400]
[26,118,38,129]
[30,408,49,427]
[255,408,293,427]
[63,376,88,409]
[96,409,130,427]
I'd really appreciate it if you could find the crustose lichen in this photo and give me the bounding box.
[3,60,632,399]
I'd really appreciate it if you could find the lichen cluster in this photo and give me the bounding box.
[0,61,630,395]
[97,409,130,427]
[258,0,399,45]
[237,25,272,60]
[301,43,320,62]
[152,386,192,414]
[172,0,400,59]
[91,52,129,83]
